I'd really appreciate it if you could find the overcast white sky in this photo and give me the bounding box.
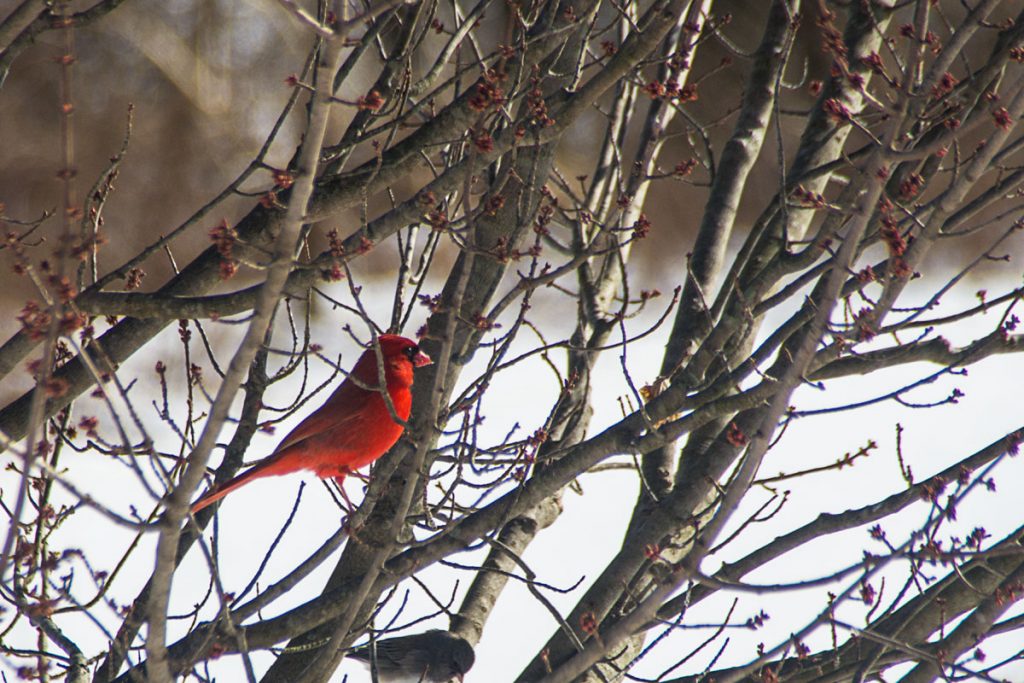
[2,278,1023,681]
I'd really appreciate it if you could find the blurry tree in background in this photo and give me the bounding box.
[3,0,1024,681]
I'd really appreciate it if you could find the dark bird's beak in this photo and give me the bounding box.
[413,350,432,368]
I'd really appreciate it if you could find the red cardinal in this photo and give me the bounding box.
[190,334,431,513]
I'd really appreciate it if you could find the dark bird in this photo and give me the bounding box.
[348,630,476,682]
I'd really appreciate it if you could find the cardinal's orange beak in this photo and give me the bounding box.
[413,350,432,367]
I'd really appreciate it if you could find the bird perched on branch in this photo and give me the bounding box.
[190,334,431,513]
[348,630,476,683]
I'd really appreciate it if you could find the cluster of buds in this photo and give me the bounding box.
[823,98,850,123]
[793,185,827,208]
[469,68,506,112]
[63,231,107,261]
[854,307,876,342]
[856,265,876,283]
[525,72,554,129]
[489,236,512,263]
[355,235,373,255]
[124,267,145,290]
[472,129,494,153]
[483,194,505,216]
[6,227,32,276]
[642,80,698,103]
[992,106,1014,130]
[78,415,100,439]
[746,609,770,629]
[272,168,294,190]
[726,421,747,447]
[534,197,554,235]
[932,72,958,99]
[878,203,912,279]
[326,228,345,259]
[470,312,501,331]
[427,207,448,231]
[993,581,1024,608]
[526,427,547,452]
[178,319,191,344]
[579,611,599,637]
[674,159,697,177]
[209,219,238,280]
[418,293,441,312]
[817,11,846,61]
[899,24,941,54]
[918,475,948,503]
[356,90,384,111]
[631,214,651,240]
[899,172,924,199]
[860,52,885,75]
[17,301,49,341]
[965,526,990,549]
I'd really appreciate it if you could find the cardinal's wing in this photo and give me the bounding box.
[271,380,370,455]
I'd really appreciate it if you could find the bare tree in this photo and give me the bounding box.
[2,0,1024,682]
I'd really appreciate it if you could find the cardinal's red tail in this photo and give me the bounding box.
[190,457,285,513]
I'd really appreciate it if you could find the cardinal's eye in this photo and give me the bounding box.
[404,345,419,360]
